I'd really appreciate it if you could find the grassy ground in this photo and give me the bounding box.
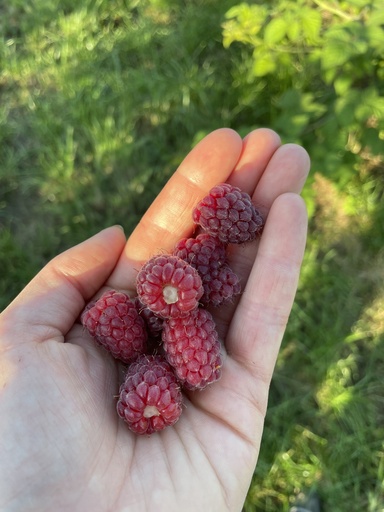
[1,1,384,510]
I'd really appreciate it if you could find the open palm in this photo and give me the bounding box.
[0,128,309,512]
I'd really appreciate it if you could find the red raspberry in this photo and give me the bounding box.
[192,183,264,244]
[173,233,227,275]
[136,255,204,319]
[81,290,147,364]
[162,308,222,390]
[117,355,183,435]
[173,233,240,306]
[202,265,241,307]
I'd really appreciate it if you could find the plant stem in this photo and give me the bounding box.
[313,0,358,21]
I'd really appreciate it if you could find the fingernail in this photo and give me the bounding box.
[113,224,125,233]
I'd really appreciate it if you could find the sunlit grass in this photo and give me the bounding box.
[244,167,384,510]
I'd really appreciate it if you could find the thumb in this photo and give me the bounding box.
[0,226,126,348]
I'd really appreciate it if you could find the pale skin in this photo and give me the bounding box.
[0,128,310,512]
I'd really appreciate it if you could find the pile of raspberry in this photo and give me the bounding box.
[81,183,263,435]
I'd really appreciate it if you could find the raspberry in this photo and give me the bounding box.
[173,233,240,306]
[136,255,204,319]
[134,297,164,337]
[173,233,227,275]
[162,308,222,390]
[192,183,264,244]
[117,355,183,435]
[201,265,241,307]
[81,290,147,364]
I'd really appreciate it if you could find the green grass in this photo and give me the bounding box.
[245,173,384,510]
[1,1,384,510]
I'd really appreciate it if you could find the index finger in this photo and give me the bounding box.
[107,128,246,291]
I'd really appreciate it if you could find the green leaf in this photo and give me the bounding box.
[225,3,250,20]
[300,8,322,44]
[222,3,267,48]
[278,88,301,110]
[321,28,351,70]
[321,22,371,72]
[222,19,252,48]
[355,87,384,123]
[286,19,301,43]
[334,76,353,96]
[252,50,276,76]
[345,22,370,54]
[321,116,341,143]
[274,111,309,138]
[264,17,287,45]
[224,3,267,33]
[335,88,360,126]
[366,5,384,27]
[277,89,327,131]
[366,25,384,52]
[301,93,328,116]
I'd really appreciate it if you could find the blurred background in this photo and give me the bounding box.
[1,0,383,510]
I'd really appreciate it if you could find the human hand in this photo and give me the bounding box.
[0,128,309,512]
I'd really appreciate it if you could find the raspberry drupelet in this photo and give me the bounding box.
[136,255,204,319]
[81,290,147,364]
[117,355,183,435]
[192,183,264,244]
